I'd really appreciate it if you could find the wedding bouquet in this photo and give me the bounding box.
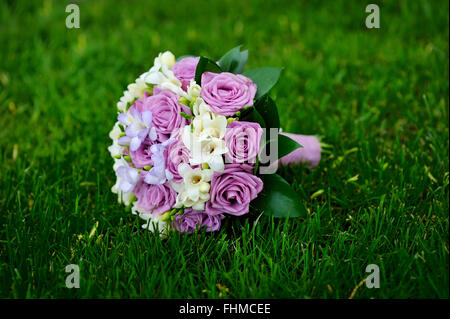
[108,47,322,234]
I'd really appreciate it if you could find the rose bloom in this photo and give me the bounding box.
[133,172,177,215]
[206,164,263,216]
[165,138,194,183]
[171,57,199,91]
[225,121,263,164]
[132,89,191,141]
[172,208,224,233]
[200,72,257,116]
[129,137,158,168]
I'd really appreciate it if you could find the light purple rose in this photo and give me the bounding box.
[225,121,263,164]
[172,208,224,234]
[132,89,191,142]
[171,57,199,91]
[206,164,263,216]
[129,137,157,168]
[279,133,322,168]
[200,72,257,116]
[133,172,176,215]
[165,138,192,183]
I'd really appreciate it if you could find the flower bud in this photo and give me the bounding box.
[160,51,176,68]
[124,155,132,163]
[227,117,238,125]
[160,211,171,222]
[178,97,189,106]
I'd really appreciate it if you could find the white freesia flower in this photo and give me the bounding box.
[116,73,151,112]
[144,51,188,98]
[108,122,124,158]
[171,163,212,210]
[132,202,169,236]
[185,101,227,140]
[193,137,228,171]
[187,80,201,100]
[127,77,148,100]
[117,90,134,112]
[181,110,228,171]
[192,97,217,120]
[154,51,176,69]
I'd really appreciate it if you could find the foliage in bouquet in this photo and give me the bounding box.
[109,46,310,235]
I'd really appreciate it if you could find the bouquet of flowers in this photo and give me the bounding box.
[108,47,322,234]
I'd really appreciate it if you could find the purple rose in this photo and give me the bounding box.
[200,72,257,116]
[224,121,263,164]
[132,89,191,141]
[165,138,192,183]
[206,164,263,216]
[172,208,224,233]
[129,137,158,168]
[133,172,176,215]
[172,57,199,91]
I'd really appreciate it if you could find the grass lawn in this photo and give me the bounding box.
[0,0,448,298]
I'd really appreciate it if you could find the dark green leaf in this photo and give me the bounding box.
[234,50,248,74]
[176,54,194,61]
[276,132,302,159]
[254,95,280,129]
[259,133,302,162]
[240,107,266,128]
[194,56,222,85]
[243,67,282,98]
[251,174,306,218]
[218,46,242,73]
[218,46,249,74]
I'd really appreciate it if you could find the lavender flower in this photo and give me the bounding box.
[118,108,157,151]
[144,139,175,185]
[115,158,140,193]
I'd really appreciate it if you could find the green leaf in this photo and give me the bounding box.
[218,46,241,72]
[240,107,266,128]
[259,133,302,162]
[251,174,307,218]
[194,56,222,85]
[218,46,249,74]
[243,67,282,98]
[234,50,248,74]
[254,95,280,129]
[176,54,194,61]
[276,133,302,158]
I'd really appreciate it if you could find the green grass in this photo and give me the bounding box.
[0,0,448,298]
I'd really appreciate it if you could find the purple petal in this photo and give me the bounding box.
[137,128,149,141]
[118,113,130,125]
[142,111,153,127]
[149,127,157,141]
[130,137,141,152]
[118,136,130,146]
[144,172,159,184]
[120,180,133,193]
